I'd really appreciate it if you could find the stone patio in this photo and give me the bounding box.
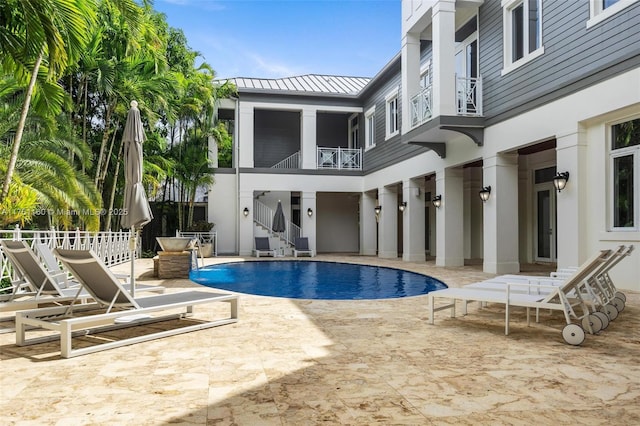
[1,255,638,425]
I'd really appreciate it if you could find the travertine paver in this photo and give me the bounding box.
[1,254,638,425]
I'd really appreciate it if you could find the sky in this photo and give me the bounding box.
[154,0,402,80]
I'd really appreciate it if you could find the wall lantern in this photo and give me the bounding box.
[242,207,249,217]
[398,201,407,212]
[553,171,570,192]
[374,205,382,216]
[307,208,313,217]
[432,195,442,208]
[479,186,491,202]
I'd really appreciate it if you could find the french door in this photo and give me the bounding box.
[534,182,557,262]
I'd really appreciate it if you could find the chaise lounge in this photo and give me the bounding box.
[15,248,239,358]
[293,237,314,257]
[254,237,277,257]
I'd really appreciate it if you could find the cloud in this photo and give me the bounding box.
[247,53,306,79]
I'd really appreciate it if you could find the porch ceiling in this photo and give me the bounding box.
[402,115,485,159]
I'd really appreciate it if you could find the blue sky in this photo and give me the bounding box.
[154,0,401,80]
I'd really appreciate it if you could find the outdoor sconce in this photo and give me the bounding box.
[307,208,313,217]
[553,172,570,192]
[479,186,491,202]
[432,195,442,208]
[398,201,407,212]
[242,207,249,217]
[374,205,382,216]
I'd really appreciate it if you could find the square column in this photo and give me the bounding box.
[301,191,317,254]
[556,127,588,268]
[432,0,457,117]
[402,178,426,262]
[436,168,464,266]
[401,31,422,135]
[483,154,520,274]
[238,103,254,168]
[378,186,398,259]
[360,192,377,255]
[238,190,254,256]
[301,107,317,169]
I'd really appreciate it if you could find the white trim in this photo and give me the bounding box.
[348,113,359,150]
[385,88,400,140]
[587,0,640,29]
[501,0,544,75]
[364,106,376,151]
[608,115,640,232]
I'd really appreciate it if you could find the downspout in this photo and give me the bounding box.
[234,96,241,255]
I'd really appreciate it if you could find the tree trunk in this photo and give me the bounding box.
[0,52,43,202]
[94,100,113,190]
[104,139,124,231]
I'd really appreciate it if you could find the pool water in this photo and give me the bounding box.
[189,261,447,300]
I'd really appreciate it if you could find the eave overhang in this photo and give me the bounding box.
[402,115,485,159]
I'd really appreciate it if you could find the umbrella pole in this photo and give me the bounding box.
[129,226,137,298]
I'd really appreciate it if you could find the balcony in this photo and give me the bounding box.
[410,76,483,130]
[317,147,362,170]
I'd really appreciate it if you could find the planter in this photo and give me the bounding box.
[199,243,213,258]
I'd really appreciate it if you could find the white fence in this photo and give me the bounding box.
[316,147,362,170]
[0,227,135,286]
[272,151,301,169]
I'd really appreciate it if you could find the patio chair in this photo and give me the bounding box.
[293,237,315,257]
[0,239,162,313]
[15,248,239,358]
[428,249,612,345]
[254,237,277,257]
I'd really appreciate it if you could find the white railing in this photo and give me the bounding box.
[253,199,301,246]
[410,84,433,128]
[316,147,362,170]
[0,227,135,289]
[456,76,482,116]
[272,151,301,169]
[176,230,217,257]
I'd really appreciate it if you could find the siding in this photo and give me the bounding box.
[479,0,640,123]
[317,113,349,148]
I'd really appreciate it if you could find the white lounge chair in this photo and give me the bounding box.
[0,239,162,314]
[428,250,612,345]
[254,237,277,257]
[15,248,239,358]
[293,237,314,257]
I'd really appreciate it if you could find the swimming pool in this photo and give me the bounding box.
[189,261,447,300]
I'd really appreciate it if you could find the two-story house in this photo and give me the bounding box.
[209,0,640,291]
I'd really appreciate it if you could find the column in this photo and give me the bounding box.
[301,191,317,253]
[436,168,464,266]
[402,178,426,262]
[301,107,317,169]
[556,127,588,268]
[238,103,254,168]
[360,192,377,255]
[378,186,398,259]
[238,190,254,256]
[483,154,520,274]
[432,0,457,117]
[401,31,422,134]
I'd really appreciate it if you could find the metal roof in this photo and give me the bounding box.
[227,74,371,96]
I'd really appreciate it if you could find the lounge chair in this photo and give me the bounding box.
[293,237,314,257]
[0,239,162,313]
[428,250,612,345]
[254,237,277,257]
[15,248,239,358]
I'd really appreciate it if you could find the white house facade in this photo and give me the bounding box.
[209,0,640,291]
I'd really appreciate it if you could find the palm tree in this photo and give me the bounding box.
[0,0,98,202]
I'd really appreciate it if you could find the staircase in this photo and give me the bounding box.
[253,199,301,253]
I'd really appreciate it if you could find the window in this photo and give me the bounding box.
[385,89,399,139]
[610,118,640,230]
[501,0,544,75]
[349,114,359,149]
[420,60,432,89]
[588,0,639,28]
[365,106,376,150]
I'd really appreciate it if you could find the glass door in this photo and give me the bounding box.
[534,182,557,262]
[455,33,478,114]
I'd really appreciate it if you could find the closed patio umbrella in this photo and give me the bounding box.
[122,100,153,297]
[272,200,286,256]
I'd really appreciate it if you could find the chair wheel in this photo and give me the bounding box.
[593,311,610,330]
[581,314,603,334]
[615,291,626,303]
[612,296,625,313]
[562,324,586,345]
[600,304,619,321]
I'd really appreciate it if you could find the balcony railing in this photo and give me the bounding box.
[316,147,362,170]
[410,76,483,129]
[410,84,433,128]
[272,151,300,169]
[456,76,482,116]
